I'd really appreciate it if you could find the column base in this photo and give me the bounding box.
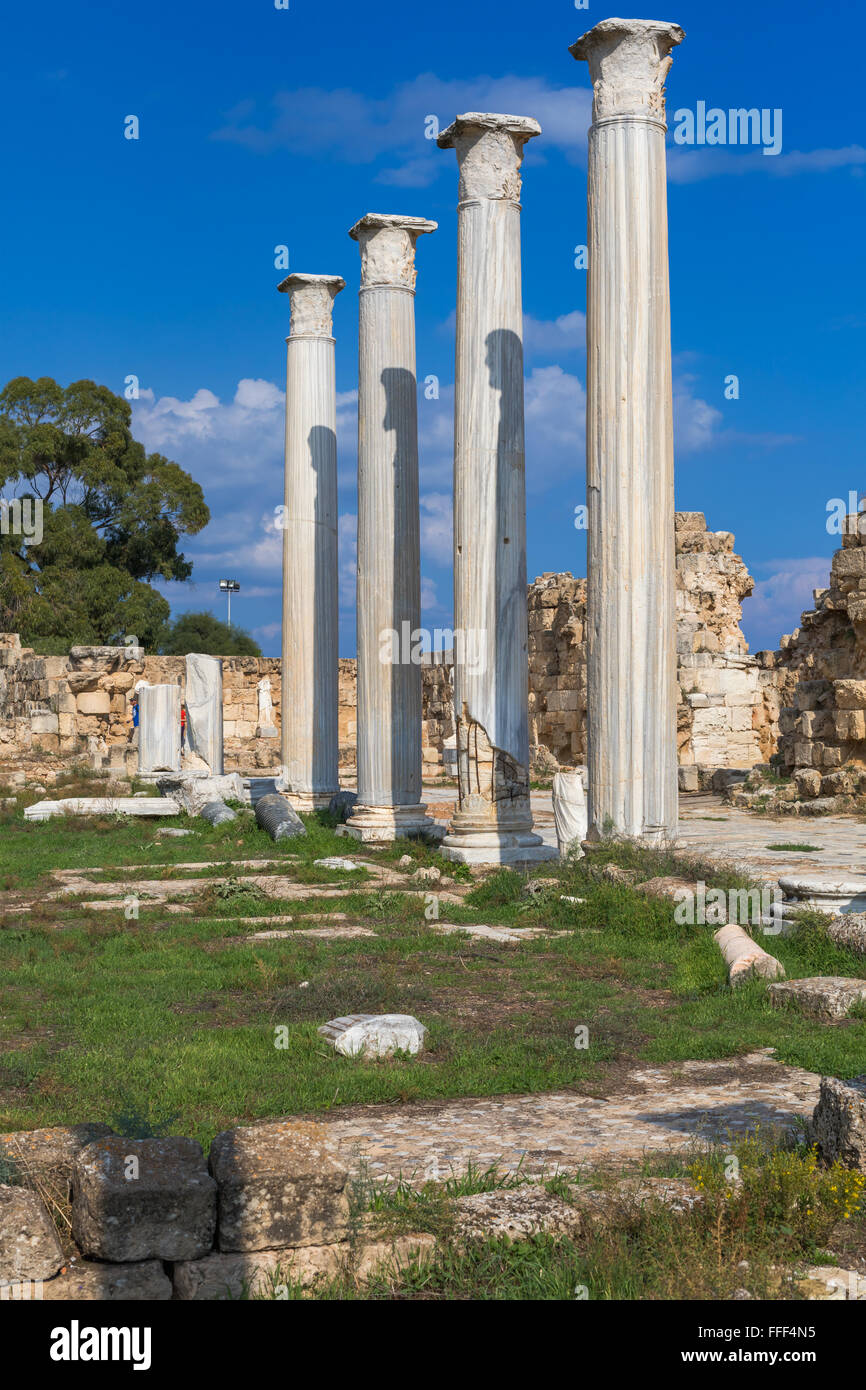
[282,791,335,812]
[440,829,558,867]
[583,825,673,849]
[342,802,446,845]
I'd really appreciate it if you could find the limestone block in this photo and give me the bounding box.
[827,913,866,957]
[832,548,866,577]
[72,1137,217,1262]
[793,768,821,798]
[454,1187,583,1243]
[173,1243,346,1298]
[40,1259,172,1301]
[0,1123,113,1191]
[835,680,866,710]
[209,1119,349,1253]
[76,691,111,716]
[809,1075,866,1171]
[29,711,58,734]
[0,1183,65,1285]
[769,976,866,1021]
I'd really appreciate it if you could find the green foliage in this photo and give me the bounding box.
[159,609,261,656]
[0,376,209,649]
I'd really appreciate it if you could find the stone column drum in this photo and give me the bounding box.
[138,683,181,774]
[436,114,556,865]
[185,653,223,774]
[571,20,683,842]
[276,273,345,810]
[345,213,442,844]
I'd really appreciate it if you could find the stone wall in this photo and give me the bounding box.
[0,512,824,782]
[773,506,866,800]
[0,639,456,777]
[0,1119,431,1301]
[528,513,781,780]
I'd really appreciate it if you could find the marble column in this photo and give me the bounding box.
[138,683,181,774]
[436,114,556,866]
[276,272,344,810]
[344,214,442,844]
[185,653,223,773]
[571,20,683,843]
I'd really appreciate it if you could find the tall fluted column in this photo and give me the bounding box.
[571,19,683,843]
[276,272,344,810]
[344,214,442,844]
[437,114,556,866]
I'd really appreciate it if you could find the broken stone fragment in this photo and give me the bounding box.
[768,976,866,1021]
[0,1183,65,1286]
[72,1136,217,1262]
[600,863,637,885]
[808,1074,866,1171]
[0,1123,113,1195]
[209,1118,350,1253]
[827,911,866,957]
[318,1013,427,1059]
[328,790,357,822]
[453,1187,583,1243]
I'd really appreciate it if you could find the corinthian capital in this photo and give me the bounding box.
[348,214,437,290]
[277,273,345,337]
[437,113,541,203]
[570,18,684,126]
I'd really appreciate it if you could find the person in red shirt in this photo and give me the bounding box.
[180,702,187,754]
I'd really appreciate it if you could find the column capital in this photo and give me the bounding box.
[277,272,345,337]
[437,113,541,203]
[348,214,437,291]
[570,18,684,128]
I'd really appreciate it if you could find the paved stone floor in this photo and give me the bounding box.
[424,787,866,883]
[317,1052,821,1184]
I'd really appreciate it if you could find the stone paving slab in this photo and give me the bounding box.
[311,1052,821,1184]
[424,787,866,881]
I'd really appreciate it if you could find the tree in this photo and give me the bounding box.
[0,376,209,649]
[160,611,261,657]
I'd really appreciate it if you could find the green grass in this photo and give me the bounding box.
[766,844,823,853]
[1,792,865,1147]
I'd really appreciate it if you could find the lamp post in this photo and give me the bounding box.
[219,578,240,629]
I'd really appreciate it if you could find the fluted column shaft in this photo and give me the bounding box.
[344,214,441,843]
[572,20,683,842]
[277,272,344,810]
[437,114,556,866]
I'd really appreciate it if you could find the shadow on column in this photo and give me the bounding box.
[309,424,339,804]
[486,327,529,825]
[382,365,421,810]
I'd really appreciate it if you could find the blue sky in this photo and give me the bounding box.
[1,0,863,655]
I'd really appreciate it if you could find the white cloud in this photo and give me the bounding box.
[338,512,357,613]
[523,310,585,357]
[420,492,452,566]
[525,364,585,492]
[674,380,723,454]
[668,143,866,184]
[743,556,832,651]
[212,74,592,182]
